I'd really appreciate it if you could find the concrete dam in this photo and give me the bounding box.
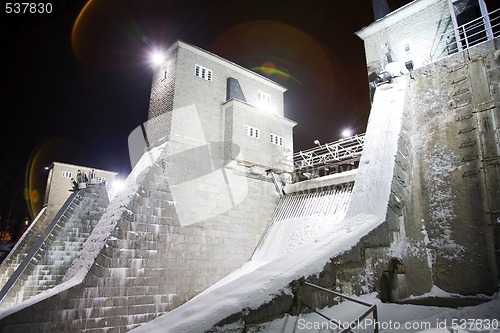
[0,11,499,333]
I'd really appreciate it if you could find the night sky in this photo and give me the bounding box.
[1,0,413,232]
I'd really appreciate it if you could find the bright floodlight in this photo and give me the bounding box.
[150,51,165,66]
[341,128,352,138]
[112,180,125,192]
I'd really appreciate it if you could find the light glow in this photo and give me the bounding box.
[341,128,352,138]
[112,180,125,192]
[150,51,165,66]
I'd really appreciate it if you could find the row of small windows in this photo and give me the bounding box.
[194,64,212,82]
[193,66,275,113]
[270,133,284,147]
[258,91,271,105]
[244,125,260,139]
[193,65,272,105]
[62,171,107,183]
[244,125,284,147]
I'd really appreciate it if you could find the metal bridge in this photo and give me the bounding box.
[293,133,365,176]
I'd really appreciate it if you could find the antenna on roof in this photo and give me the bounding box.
[372,0,391,20]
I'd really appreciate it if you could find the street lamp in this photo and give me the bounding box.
[341,129,352,138]
[150,50,165,66]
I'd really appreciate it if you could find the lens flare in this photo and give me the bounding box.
[252,63,296,83]
[72,0,173,70]
[260,61,276,76]
[210,20,336,90]
[25,138,78,219]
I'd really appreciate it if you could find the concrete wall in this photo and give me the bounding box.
[223,99,295,173]
[332,37,500,298]
[326,37,500,297]
[407,38,500,294]
[356,0,500,294]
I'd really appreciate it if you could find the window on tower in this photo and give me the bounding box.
[244,125,260,139]
[194,64,213,82]
[270,133,284,147]
[62,171,73,178]
[258,91,271,105]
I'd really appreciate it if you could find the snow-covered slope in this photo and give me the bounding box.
[130,77,409,333]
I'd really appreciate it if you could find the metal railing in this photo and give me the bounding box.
[293,133,365,174]
[444,8,500,57]
[0,190,81,304]
[299,281,379,333]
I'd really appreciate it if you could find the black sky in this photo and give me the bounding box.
[1,0,413,227]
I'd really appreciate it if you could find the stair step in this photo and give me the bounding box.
[0,186,108,308]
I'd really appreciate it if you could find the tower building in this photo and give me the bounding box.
[137,41,296,176]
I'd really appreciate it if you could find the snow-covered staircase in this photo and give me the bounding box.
[0,208,50,292]
[0,184,110,309]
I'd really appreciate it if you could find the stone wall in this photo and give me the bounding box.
[146,48,177,147]
[127,72,431,333]
[334,36,500,298]
[408,38,499,294]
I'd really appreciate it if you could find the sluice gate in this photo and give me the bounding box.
[271,182,354,223]
[253,179,355,261]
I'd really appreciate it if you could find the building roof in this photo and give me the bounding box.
[356,0,441,39]
[49,161,118,176]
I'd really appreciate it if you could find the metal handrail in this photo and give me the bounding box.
[299,281,379,333]
[443,8,499,57]
[0,190,81,304]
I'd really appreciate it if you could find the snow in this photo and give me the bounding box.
[4,75,496,333]
[130,78,411,333]
[131,212,386,333]
[256,289,500,333]
[62,142,167,282]
[283,169,357,194]
[0,143,168,320]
